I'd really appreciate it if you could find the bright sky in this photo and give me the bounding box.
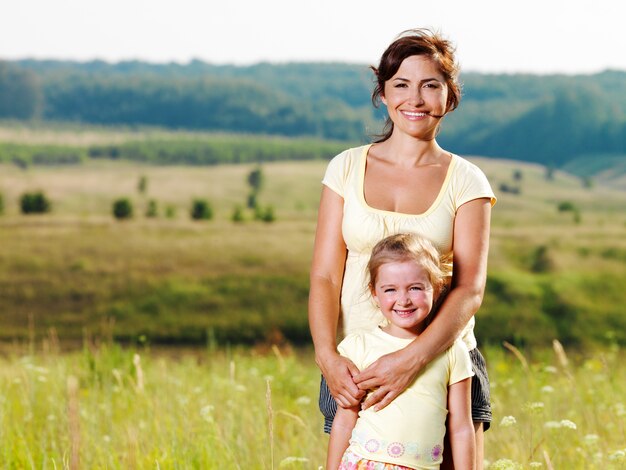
[2,0,625,74]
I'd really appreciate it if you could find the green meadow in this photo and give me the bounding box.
[0,125,625,468]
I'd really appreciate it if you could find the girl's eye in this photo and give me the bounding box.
[384,288,396,293]
[410,286,424,291]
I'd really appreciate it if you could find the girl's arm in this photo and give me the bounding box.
[354,198,492,410]
[309,186,364,407]
[327,405,360,470]
[447,378,476,469]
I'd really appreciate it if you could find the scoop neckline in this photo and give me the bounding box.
[358,143,457,217]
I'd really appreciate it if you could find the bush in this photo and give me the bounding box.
[165,205,177,219]
[145,199,158,218]
[231,205,245,223]
[112,198,133,219]
[247,192,257,209]
[557,201,577,212]
[137,175,148,194]
[191,199,213,220]
[254,205,276,223]
[20,191,51,214]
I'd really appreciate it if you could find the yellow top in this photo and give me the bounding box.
[338,328,474,469]
[322,144,496,349]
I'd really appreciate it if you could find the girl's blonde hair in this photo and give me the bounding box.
[367,233,453,302]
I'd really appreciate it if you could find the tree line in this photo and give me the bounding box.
[1,60,625,168]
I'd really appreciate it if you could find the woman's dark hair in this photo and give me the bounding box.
[371,28,461,143]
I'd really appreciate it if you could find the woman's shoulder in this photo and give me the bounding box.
[450,154,489,178]
[328,144,370,166]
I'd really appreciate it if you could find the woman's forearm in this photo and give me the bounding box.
[308,275,343,364]
[405,283,483,365]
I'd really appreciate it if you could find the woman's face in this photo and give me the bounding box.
[381,55,448,141]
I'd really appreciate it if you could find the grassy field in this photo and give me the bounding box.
[0,341,624,469]
[0,124,625,468]
[1,143,625,347]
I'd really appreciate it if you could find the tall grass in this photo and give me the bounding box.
[0,341,624,469]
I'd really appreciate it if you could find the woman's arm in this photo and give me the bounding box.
[327,405,360,470]
[354,198,492,410]
[447,378,476,469]
[309,186,364,407]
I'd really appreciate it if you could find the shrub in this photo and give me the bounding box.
[165,205,177,219]
[530,245,553,273]
[20,191,51,214]
[247,167,264,192]
[137,175,148,194]
[191,199,213,220]
[231,205,245,223]
[499,183,521,195]
[261,205,276,223]
[112,198,133,219]
[247,192,257,209]
[146,199,158,218]
[557,201,577,212]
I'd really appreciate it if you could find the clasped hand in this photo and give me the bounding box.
[353,348,417,411]
[324,348,418,411]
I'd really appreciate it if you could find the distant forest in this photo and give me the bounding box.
[1,59,625,168]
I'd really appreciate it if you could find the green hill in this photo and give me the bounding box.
[1,60,625,173]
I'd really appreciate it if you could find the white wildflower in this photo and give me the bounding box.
[524,402,544,413]
[529,463,543,468]
[47,414,56,422]
[560,419,577,430]
[235,384,247,393]
[584,434,600,446]
[295,396,311,406]
[489,458,523,469]
[103,435,111,443]
[37,376,47,383]
[543,366,558,374]
[609,450,626,461]
[544,421,561,429]
[614,403,625,417]
[263,375,274,382]
[541,385,554,393]
[200,405,215,423]
[279,457,310,467]
[192,387,202,394]
[499,416,517,427]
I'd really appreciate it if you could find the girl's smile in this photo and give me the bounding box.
[371,260,434,339]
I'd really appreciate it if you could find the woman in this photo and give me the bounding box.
[308,29,495,468]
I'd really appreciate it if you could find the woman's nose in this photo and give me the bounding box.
[408,87,424,106]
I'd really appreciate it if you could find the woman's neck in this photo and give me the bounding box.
[374,133,446,168]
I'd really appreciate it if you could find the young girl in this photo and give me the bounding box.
[327,233,475,470]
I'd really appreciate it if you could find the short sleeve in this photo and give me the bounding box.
[321,149,350,197]
[448,340,474,386]
[454,158,497,209]
[337,333,366,371]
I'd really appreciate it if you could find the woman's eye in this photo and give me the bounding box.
[410,286,423,291]
[384,288,396,293]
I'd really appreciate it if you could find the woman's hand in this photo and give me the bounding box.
[352,347,419,411]
[318,352,365,408]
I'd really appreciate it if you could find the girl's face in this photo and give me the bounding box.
[381,55,448,141]
[371,260,434,339]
